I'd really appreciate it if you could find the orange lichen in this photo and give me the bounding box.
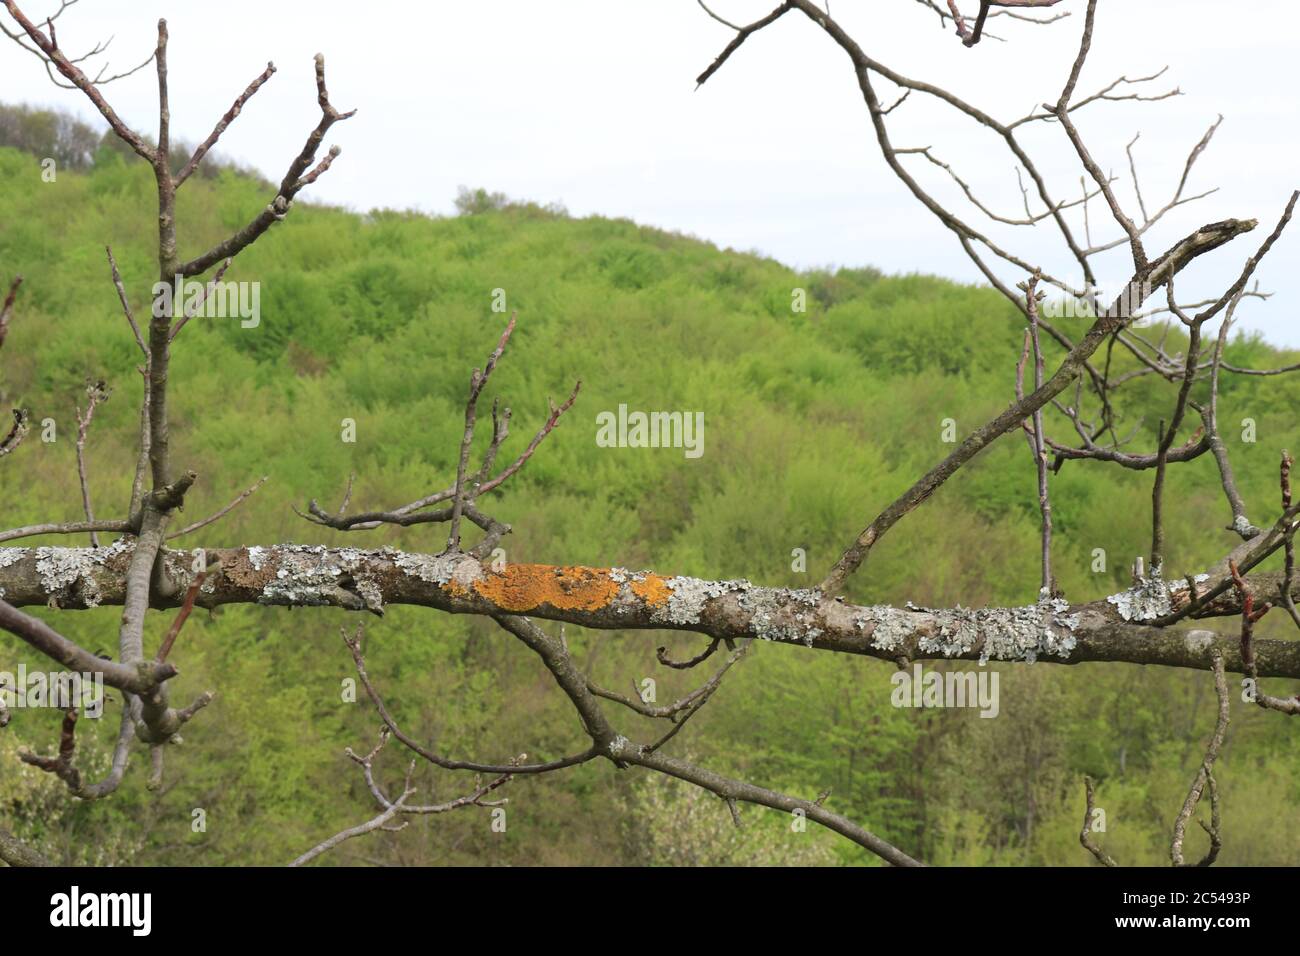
[629,573,671,608]
[471,564,622,613]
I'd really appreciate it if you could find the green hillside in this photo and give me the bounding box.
[1,134,1298,866]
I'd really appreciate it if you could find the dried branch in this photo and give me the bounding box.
[0,274,27,459]
[0,826,52,867]
[341,624,598,775]
[73,380,110,547]
[1231,541,1300,716]
[1170,652,1228,866]
[167,475,268,539]
[1053,1,1146,271]
[0,520,131,545]
[1150,279,1203,571]
[105,247,146,356]
[0,274,20,349]
[176,61,277,186]
[300,323,580,547]
[695,1,793,88]
[16,704,139,801]
[656,637,723,670]
[177,54,355,277]
[914,0,1070,45]
[16,707,81,790]
[448,315,516,552]
[1079,776,1117,867]
[955,0,1067,47]
[0,408,29,460]
[1279,452,1300,631]
[492,613,923,866]
[690,0,1277,595]
[820,218,1257,594]
[0,597,175,693]
[155,570,207,663]
[167,257,233,341]
[290,728,511,867]
[588,638,751,725]
[1016,273,1053,594]
[1198,294,1258,537]
[1,1,155,160]
[3,544,1299,678]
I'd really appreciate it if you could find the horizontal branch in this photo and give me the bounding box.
[0,543,1296,678]
[0,519,131,545]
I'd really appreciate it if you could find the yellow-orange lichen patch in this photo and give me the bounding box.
[629,573,671,608]
[471,564,621,613]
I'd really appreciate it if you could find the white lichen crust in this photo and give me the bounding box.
[644,575,826,643]
[276,547,483,613]
[28,539,132,608]
[857,596,1080,664]
[1105,570,1207,622]
[391,549,463,587]
[738,585,823,646]
[254,544,428,613]
[0,546,29,599]
[639,573,1079,661]
[653,576,753,626]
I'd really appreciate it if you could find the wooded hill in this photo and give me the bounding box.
[1,112,1297,865]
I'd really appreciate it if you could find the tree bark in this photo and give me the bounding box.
[1,543,1295,678]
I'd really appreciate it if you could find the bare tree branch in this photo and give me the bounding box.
[1079,776,1116,867]
[1170,652,1228,866]
[73,380,110,547]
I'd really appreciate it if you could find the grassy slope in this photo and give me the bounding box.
[0,143,1297,865]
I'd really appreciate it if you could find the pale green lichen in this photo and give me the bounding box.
[259,546,342,607]
[1105,569,1206,622]
[859,597,1080,664]
[0,547,29,600]
[392,550,464,587]
[854,606,924,651]
[738,585,823,645]
[32,539,131,608]
[652,576,752,626]
[257,544,389,611]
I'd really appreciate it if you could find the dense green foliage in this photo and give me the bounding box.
[0,131,1297,866]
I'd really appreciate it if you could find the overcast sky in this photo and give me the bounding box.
[3,0,1297,345]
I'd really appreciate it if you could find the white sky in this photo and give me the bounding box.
[2,0,1298,346]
